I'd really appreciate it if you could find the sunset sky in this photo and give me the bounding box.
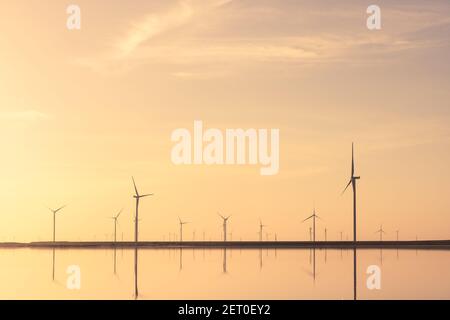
[1,0,450,242]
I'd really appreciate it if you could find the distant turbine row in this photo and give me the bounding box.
[46,143,404,243]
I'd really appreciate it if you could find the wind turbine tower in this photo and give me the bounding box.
[111,208,123,243]
[259,220,267,241]
[375,225,386,241]
[218,213,231,242]
[342,143,361,242]
[48,205,66,242]
[178,217,189,242]
[132,177,153,243]
[302,208,321,242]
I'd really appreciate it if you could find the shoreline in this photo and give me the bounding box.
[0,240,449,249]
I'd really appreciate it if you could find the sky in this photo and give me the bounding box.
[0,0,450,242]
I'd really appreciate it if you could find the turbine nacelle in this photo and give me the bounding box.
[133,193,153,199]
[132,177,154,199]
[178,216,189,225]
[48,205,67,215]
[218,213,231,222]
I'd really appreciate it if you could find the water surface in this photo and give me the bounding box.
[0,248,448,299]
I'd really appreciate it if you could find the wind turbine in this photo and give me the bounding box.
[342,143,360,242]
[111,208,123,243]
[396,230,399,241]
[218,213,231,242]
[178,217,189,242]
[258,220,267,241]
[302,208,321,242]
[132,177,153,243]
[375,225,386,241]
[324,228,327,242]
[48,205,66,242]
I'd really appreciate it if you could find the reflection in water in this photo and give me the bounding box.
[26,248,449,299]
[302,249,318,286]
[52,248,55,281]
[222,248,227,274]
[353,248,357,301]
[313,248,316,283]
[113,248,117,274]
[134,248,138,299]
[179,248,183,271]
[259,248,263,270]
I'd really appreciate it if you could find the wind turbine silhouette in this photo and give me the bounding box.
[111,208,123,243]
[342,143,360,242]
[258,220,267,241]
[132,177,153,243]
[396,230,399,241]
[375,225,386,241]
[48,205,66,242]
[218,213,231,242]
[302,207,321,242]
[178,217,189,242]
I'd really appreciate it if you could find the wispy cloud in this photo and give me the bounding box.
[73,0,450,75]
[0,110,51,121]
[114,1,195,58]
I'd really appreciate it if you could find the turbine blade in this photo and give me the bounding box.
[116,208,123,219]
[55,205,66,213]
[132,176,139,196]
[341,180,352,195]
[218,212,225,220]
[351,142,355,176]
[302,215,313,223]
[140,193,153,198]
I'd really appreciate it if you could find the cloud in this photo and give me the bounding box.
[114,1,195,58]
[73,0,450,75]
[0,110,51,121]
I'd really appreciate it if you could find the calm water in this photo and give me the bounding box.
[0,248,449,299]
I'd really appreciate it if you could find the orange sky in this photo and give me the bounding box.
[0,0,450,242]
